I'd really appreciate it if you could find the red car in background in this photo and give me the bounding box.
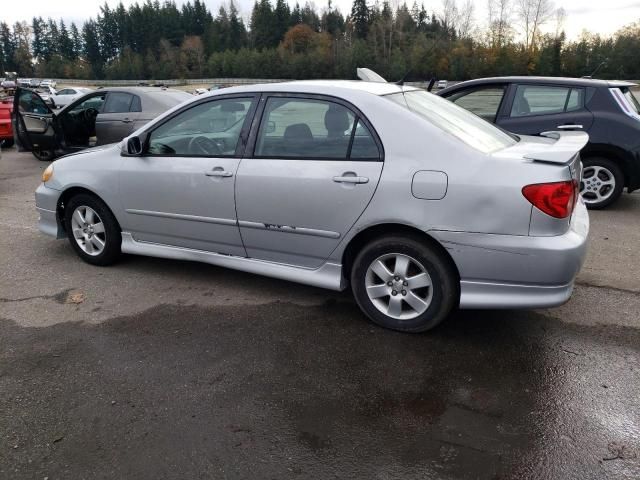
[0,97,14,148]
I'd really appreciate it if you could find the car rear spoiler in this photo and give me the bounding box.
[523,131,589,165]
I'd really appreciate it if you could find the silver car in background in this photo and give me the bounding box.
[14,86,193,161]
[34,81,589,332]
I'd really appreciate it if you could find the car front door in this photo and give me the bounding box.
[118,95,258,255]
[12,87,58,153]
[235,94,384,268]
[95,92,141,145]
[498,84,594,134]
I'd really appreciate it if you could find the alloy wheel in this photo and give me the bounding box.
[365,253,433,320]
[580,165,616,205]
[70,206,106,256]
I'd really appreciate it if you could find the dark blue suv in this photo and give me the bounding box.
[438,77,640,208]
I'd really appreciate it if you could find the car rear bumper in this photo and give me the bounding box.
[430,201,589,309]
[35,183,64,239]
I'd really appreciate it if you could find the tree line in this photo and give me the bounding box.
[1,0,639,81]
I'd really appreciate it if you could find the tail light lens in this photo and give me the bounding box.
[0,108,9,120]
[522,180,577,219]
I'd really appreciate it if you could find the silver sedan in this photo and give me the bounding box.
[34,81,589,332]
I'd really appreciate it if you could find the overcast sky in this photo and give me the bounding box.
[2,0,639,40]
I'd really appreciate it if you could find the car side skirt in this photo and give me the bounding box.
[121,232,347,291]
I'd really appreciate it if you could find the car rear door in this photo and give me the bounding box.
[235,94,384,268]
[498,84,594,135]
[95,92,141,145]
[12,87,57,152]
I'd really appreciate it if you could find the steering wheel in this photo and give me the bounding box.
[188,136,223,155]
[83,107,99,123]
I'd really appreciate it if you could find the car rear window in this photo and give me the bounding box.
[146,90,193,110]
[385,90,516,153]
[610,87,640,118]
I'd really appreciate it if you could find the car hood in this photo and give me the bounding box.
[57,143,119,160]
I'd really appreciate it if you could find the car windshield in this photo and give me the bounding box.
[385,89,517,153]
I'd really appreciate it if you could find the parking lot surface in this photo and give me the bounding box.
[1,148,639,479]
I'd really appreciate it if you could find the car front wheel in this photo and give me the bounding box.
[350,235,458,333]
[63,194,122,266]
[33,149,56,162]
[580,157,624,209]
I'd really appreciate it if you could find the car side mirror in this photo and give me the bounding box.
[126,136,143,155]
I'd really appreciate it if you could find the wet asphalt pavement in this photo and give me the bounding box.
[1,149,639,479]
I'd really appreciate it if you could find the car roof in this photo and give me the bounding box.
[207,80,415,97]
[443,76,637,90]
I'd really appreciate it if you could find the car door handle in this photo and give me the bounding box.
[205,169,233,177]
[122,118,133,123]
[557,124,583,130]
[333,175,369,184]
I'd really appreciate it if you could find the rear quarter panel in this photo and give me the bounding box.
[326,93,565,263]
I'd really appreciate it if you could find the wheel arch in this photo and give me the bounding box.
[341,223,461,283]
[56,186,121,233]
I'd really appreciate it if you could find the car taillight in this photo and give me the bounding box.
[0,109,9,120]
[522,180,577,219]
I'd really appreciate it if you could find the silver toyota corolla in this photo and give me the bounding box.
[35,81,590,332]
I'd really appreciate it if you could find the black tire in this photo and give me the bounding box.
[1,138,14,148]
[580,157,624,209]
[350,235,458,333]
[63,193,122,266]
[33,149,56,162]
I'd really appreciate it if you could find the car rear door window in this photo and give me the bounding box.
[103,93,134,113]
[449,86,506,122]
[130,95,142,112]
[254,97,380,160]
[511,85,584,117]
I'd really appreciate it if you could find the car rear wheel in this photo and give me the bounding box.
[580,157,624,209]
[350,235,458,332]
[63,194,121,266]
[1,139,14,148]
[33,149,56,162]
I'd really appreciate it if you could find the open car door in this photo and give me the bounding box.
[12,87,58,160]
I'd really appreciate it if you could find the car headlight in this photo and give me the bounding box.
[42,164,54,182]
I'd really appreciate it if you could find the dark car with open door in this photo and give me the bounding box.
[438,77,640,209]
[13,86,192,161]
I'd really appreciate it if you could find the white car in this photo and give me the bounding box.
[40,79,57,88]
[52,87,94,108]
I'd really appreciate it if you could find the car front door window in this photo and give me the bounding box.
[147,97,253,156]
[450,86,506,122]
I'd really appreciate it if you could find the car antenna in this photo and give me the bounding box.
[582,60,607,79]
[395,70,413,86]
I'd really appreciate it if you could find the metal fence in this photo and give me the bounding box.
[49,78,448,89]
[54,78,290,87]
